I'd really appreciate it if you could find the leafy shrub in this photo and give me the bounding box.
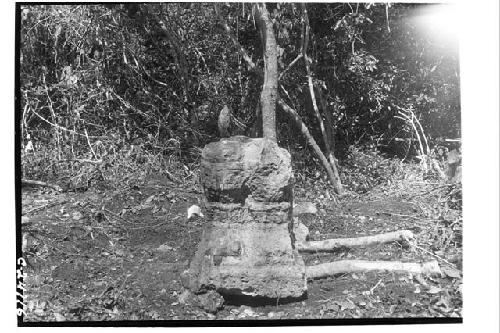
[21,135,189,192]
[340,145,406,193]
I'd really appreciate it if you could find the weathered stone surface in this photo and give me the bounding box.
[200,136,293,203]
[181,137,307,300]
[293,201,318,216]
[292,218,310,245]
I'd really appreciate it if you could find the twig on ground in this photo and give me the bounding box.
[410,183,455,198]
[98,286,114,299]
[408,240,456,268]
[113,274,132,300]
[126,220,170,230]
[24,199,68,215]
[22,179,63,192]
[379,211,419,219]
[369,279,383,294]
[101,208,134,225]
[50,158,103,165]
[101,206,171,230]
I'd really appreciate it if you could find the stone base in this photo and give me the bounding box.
[180,137,307,300]
[180,220,307,299]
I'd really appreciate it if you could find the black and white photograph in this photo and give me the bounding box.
[12,1,499,328]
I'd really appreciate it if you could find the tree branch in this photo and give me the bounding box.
[300,3,342,194]
[30,108,106,139]
[214,5,257,70]
[278,96,337,185]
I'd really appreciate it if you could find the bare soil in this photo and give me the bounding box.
[20,175,462,321]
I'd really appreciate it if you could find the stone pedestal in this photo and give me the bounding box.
[181,136,306,300]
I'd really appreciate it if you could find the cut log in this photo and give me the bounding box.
[298,230,414,252]
[306,259,442,279]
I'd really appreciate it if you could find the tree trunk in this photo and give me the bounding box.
[216,8,340,191]
[316,87,335,153]
[316,87,342,192]
[300,4,342,194]
[158,21,193,112]
[277,99,337,186]
[255,4,278,142]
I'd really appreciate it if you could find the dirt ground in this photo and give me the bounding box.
[20,174,462,321]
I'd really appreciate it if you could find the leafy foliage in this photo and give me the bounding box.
[341,146,405,193]
[20,3,460,189]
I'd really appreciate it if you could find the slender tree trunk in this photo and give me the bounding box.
[316,87,342,187]
[278,99,337,186]
[316,87,334,152]
[157,20,193,115]
[300,4,342,194]
[255,4,278,142]
[216,9,342,191]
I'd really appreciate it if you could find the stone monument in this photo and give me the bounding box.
[181,136,306,303]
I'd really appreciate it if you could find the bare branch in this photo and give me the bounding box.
[30,108,106,139]
[278,54,302,81]
[214,4,257,70]
[300,3,342,193]
[277,96,337,185]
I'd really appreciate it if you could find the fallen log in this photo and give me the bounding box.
[21,179,62,192]
[298,230,414,252]
[306,259,441,279]
[24,199,68,215]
